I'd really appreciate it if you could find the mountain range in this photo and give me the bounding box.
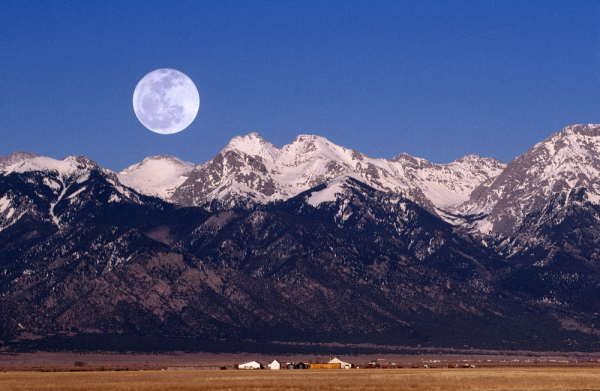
[2,124,600,352]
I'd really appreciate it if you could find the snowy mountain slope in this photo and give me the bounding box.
[0,154,153,230]
[119,155,195,199]
[462,124,600,236]
[391,153,505,210]
[164,132,505,212]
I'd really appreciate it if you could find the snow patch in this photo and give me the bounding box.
[67,187,86,200]
[586,192,600,204]
[306,176,350,206]
[76,172,90,184]
[43,177,61,190]
[0,195,11,213]
[108,193,121,203]
[3,156,79,176]
[49,182,67,225]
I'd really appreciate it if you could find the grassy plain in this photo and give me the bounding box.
[1,367,600,391]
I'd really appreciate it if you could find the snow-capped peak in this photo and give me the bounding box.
[63,155,100,170]
[222,132,280,161]
[278,134,363,167]
[120,155,194,174]
[463,124,600,235]
[119,155,195,199]
[0,154,135,228]
[1,155,98,178]
[391,152,426,166]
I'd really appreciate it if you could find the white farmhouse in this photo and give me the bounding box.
[328,357,352,369]
[239,361,263,369]
[268,360,282,370]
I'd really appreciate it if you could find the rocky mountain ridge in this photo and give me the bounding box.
[1,124,600,352]
[462,124,600,235]
[116,132,506,216]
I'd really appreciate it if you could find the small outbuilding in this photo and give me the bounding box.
[268,360,281,370]
[239,361,263,370]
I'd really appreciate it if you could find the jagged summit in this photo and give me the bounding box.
[0,151,38,169]
[561,123,600,136]
[222,132,280,161]
[63,155,100,170]
[0,153,103,177]
[454,154,504,166]
[391,152,424,164]
[278,134,365,167]
[463,124,600,235]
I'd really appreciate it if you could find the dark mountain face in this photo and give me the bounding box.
[2,125,600,353]
[496,188,600,315]
[0,172,596,352]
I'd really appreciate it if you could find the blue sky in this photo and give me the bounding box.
[1,0,598,171]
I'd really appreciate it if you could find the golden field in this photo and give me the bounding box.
[1,367,600,391]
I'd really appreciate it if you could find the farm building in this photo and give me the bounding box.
[239,361,263,370]
[310,363,341,369]
[328,357,352,369]
[268,360,281,370]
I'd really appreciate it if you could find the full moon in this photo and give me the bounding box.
[133,68,200,134]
